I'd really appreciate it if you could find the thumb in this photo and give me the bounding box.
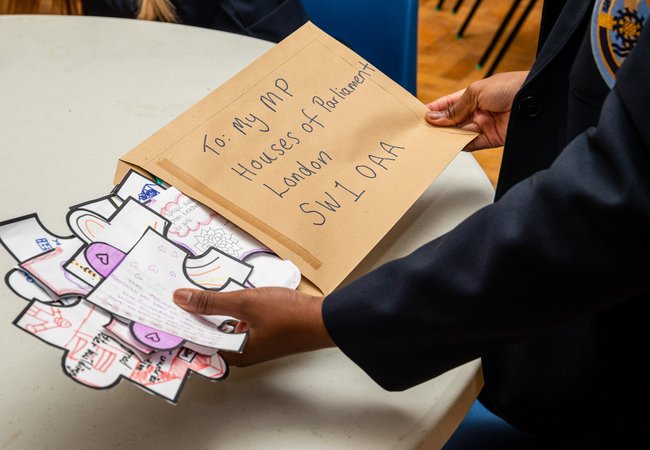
[425,87,476,126]
[173,288,246,317]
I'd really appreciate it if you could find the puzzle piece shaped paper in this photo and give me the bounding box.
[64,250,103,287]
[130,322,185,351]
[244,253,302,288]
[80,239,251,351]
[183,247,253,289]
[5,268,57,303]
[182,341,220,356]
[104,317,155,359]
[67,197,169,246]
[69,195,120,220]
[0,209,183,354]
[65,195,252,351]
[106,319,218,357]
[0,168,305,402]
[64,198,170,285]
[113,169,165,202]
[87,229,249,351]
[21,245,92,297]
[0,214,75,263]
[62,195,122,285]
[0,214,91,298]
[147,187,264,257]
[148,187,301,289]
[85,242,126,277]
[14,298,228,403]
[82,241,252,291]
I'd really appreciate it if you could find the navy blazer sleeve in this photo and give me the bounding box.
[322,24,650,392]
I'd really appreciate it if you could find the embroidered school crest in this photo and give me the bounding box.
[591,0,648,87]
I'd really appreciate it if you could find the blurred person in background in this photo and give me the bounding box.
[0,0,307,42]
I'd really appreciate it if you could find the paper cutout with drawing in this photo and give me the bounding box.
[101,170,286,289]
[0,194,241,400]
[64,198,169,286]
[69,195,121,219]
[130,322,185,351]
[0,214,76,264]
[87,228,249,351]
[148,187,301,289]
[20,245,92,298]
[104,316,155,359]
[85,242,126,277]
[14,298,228,403]
[58,173,251,350]
[0,134,305,402]
[113,169,166,202]
[4,202,177,302]
[0,214,91,299]
[67,197,169,246]
[77,231,252,351]
[107,316,222,363]
[5,268,59,303]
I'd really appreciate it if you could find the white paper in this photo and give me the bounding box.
[148,187,301,288]
[87,229,248,351]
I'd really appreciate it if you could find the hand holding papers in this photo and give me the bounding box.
[0,171,301,403]
[88,228,250,351]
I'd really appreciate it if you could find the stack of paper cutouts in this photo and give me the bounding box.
[0,170,301,403]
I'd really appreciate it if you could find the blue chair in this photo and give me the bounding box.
[443,400,550,449]
[300,0,419,95]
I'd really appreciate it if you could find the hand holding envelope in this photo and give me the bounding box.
[117,22,476,296]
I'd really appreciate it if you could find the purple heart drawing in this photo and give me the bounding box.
[131,322,184,350]
[86,243,126,277]
[145,332,161,343]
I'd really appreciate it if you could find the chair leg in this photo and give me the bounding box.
[456,0,484,38]
[451,0,465,14]
[485,0,538,77]
[477,0,522,69]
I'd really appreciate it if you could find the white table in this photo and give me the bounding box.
[0,15,494,449]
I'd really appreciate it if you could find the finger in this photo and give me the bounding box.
[462,138,481,152]
[221,346,263,367]
[173,288,250,317]
[425,88,465,112]
[451,122,486,152]
[426,87,477,126]
[233,320,249,333]
[221,350,246,367]
[463,134,493,152]
[455,119,478,131]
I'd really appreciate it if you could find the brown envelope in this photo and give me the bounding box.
[116,22,475,296]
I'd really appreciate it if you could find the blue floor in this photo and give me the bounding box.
[443,400,552,449]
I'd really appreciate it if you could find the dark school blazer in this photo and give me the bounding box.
[82,0,308,42]
[323,0,650,446]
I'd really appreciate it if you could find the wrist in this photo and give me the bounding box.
[300,295,335,351]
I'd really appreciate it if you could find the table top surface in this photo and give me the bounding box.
[0,15,493,450]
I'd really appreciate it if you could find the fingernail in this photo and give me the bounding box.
[173,289,192,305]
[426,111,444,120]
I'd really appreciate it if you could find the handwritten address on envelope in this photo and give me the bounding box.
[117,22,475,295]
